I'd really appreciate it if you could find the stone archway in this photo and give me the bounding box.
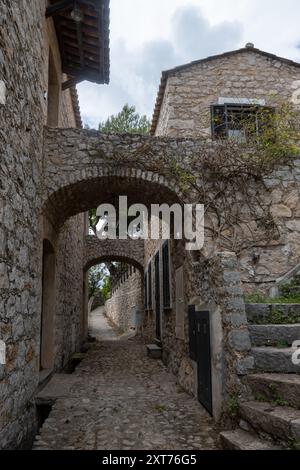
[42,127,204,227]
[83,236,145,338]
[84,236,144,273]
[38,126,253,428]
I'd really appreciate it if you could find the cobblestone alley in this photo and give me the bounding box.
[33,310,218,450]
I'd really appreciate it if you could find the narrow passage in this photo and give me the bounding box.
[33,310,218,450]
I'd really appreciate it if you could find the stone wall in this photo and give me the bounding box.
[0,0,46,449]
[0,1,84,449]
[53,215,85,370]
[142,234,251,420]
[84,236,144,271]
[159,251,252,420]
[105,269,142,332]
[155,48,300,138]
[44,127,300,290]
[145,49,300,412]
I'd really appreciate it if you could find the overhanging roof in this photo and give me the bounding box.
[70,86,82,128]
[150,46,300,135]
[46,0,110,89]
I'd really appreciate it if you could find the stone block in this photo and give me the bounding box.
[146,344,162,359]
[246,373,300,409]
[220,429,279,450]
[236,355,254,375]
[252,347,300,373]
[240,401,300,442]
[229,330,251,352]
[270,204,292,218]
[249,324,300,347]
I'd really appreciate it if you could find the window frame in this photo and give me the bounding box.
[211,103,274,140]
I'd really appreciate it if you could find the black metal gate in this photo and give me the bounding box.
[188,305,212,415]
[154,252,161,340]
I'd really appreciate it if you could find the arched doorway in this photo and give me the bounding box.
[83,241,144,340]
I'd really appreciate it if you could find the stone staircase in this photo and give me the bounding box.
[220,293,300,450]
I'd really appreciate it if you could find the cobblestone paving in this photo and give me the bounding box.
[33,314,218,450]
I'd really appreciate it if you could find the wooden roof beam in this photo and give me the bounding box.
[46,0,74,18]
[62,76,83,90]
[75,22,85,67]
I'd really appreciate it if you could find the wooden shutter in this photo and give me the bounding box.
[144,271,148,310]
[175,266,184,339]
[154,251,161,339]
[162,241,171,308]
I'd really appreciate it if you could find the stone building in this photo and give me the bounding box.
[0,0,109,449]
[140,44,300,445]
[105,44,300,427]
[1,0,300,450]
[151,43,300,138]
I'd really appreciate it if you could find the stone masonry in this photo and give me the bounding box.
[2,0,300,450]
[44,127,300,289]
[153,46,300,138]
[33,312,218,450]
[105,268,143,333]
[84,236,144,272]
[0,1,85,449]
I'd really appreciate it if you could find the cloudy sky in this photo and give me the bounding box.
[78,0,300,128]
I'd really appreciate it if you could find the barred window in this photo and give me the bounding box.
[211,103,274,141]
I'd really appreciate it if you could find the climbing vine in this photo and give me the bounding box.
[121,102,300,254]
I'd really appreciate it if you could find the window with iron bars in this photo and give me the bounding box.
[211,103,274,141]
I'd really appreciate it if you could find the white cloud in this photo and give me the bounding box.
[78,0,300,128]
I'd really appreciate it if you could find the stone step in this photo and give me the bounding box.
[220,429,280,450]
[240,401,300,444]
[153,337,163,348]
[246,373,300,408]
[246,303,300,324]
[252,347,300,373]
[249,324,300,347]
[146,344,162,359]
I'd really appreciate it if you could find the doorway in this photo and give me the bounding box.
[189,306,212,415]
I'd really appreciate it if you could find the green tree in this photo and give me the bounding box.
[101,276,111,302]
[98,104,150,134]
[89,105,150,232]
[88,264,108,297]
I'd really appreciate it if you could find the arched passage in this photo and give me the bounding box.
[42,127,204,228]
[85,257,143,338]
[84,236,144,273]
[43,172,183,229]
[41,127,209,407]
